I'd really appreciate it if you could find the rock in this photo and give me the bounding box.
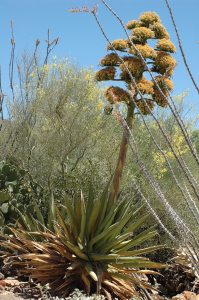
[0,278,20,293]
[172,291,199,300]
[0,273,4,280]
[0,280,6,289]
[0,291,23,299]
[3,279,20,287]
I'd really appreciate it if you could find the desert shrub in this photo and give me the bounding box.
[1,60,123,198]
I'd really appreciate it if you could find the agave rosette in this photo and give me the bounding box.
[1,185,165,299]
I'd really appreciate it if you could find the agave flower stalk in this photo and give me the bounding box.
[109,101,135,203]
[95,11,176,203]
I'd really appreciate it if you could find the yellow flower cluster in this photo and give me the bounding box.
[153,89,168,107]
[120,56,144,80]
[154,51,176,76]
[107,39,128,51]
[155,76,174,91]
[136,77,154,94]
[132,27,154,44]
[105,86,131,104]
[100,53,120,66]
[129,44,157,60]
[156,38,176,53]
[151,23,170,39]
[139,12,161,26]
[135,99,154,115]
[153,76,174,107]
[126,20,143,30]
[96,11,176,114]
[95,67,116,81]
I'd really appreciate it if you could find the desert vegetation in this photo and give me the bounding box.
[0,1,199,299]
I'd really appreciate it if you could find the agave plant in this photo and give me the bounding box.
[1,184,165,299]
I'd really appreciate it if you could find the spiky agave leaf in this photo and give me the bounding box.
[0,186,165,299]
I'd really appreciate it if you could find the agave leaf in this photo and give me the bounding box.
[96,199,126,235]
[61,199,78,237]
[90,253,148,263]
[29,216,43,232]
[48,191,56,231]
[102,232,131,254]
[123,214,150,235]
[130,204,145,219]
[81,271,91,295]
[102,288,112,300]
[56,208,72,239]
[88,221,121,251]
[78,191,86,245]
[47,243,74,261]
[90,253,119,261]
[96,203,118,235]
[108,271,142,284]
[103,279,131,297]
[117,227,158,252]
[86,198,102,238]
[113,260,166,269]
[110,274,152,294]
[118,245,165,256]
[64,241,88,260]
[16,209,35,232]
[33,202,45,226]
[1,241,29,253]
[97,207,134,253]
[85,262,98,281]
[106,212,132,239]
[96,211,133,251]
[110,265,160,275]
[67,261,79,270]
[101,256,149,263]
[26,242,51,254]
[114,198,132,222]
[97,177,112,227]
[86,182,95,220]
[74,195,81,232]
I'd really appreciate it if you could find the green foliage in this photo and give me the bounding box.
[1,60,119,197]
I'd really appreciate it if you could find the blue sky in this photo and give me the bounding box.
[0,0,199,118]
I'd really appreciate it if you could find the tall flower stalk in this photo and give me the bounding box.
[95,11,176,202]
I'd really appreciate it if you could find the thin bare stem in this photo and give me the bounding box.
[164,0,199,94]
[9,20,16,103]
[132,180,176,241]
[0,66,4,131]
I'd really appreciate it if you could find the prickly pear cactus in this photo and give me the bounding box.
[0,160,41,227]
